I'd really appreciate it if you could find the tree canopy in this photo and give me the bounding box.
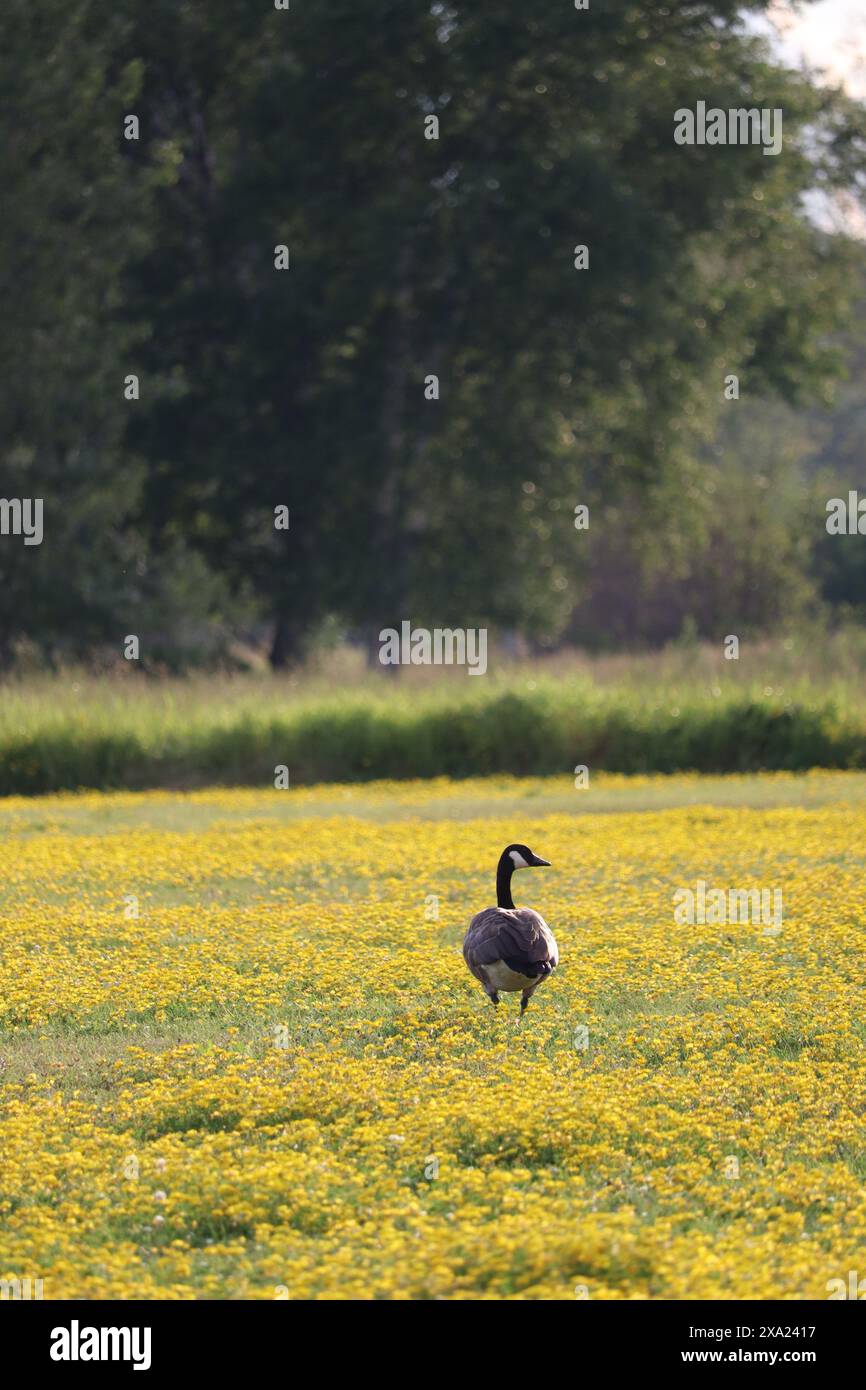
[2,1,865,666]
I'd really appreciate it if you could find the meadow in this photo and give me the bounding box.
[2,629,866,795]
[1,770,865,1299]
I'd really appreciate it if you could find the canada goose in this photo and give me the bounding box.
[463,844,558,1017]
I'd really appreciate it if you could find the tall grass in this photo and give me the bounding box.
[2,630,865,794]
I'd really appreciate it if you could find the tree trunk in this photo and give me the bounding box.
[372,234,413,628]
[270,612,308,670]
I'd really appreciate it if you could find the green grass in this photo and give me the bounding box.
[2,629,866,794]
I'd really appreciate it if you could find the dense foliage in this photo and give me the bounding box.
[1,1,865,667]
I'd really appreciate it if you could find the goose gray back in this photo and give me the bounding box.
[463,843,558,1017]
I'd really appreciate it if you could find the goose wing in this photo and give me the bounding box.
[463,907,558,981]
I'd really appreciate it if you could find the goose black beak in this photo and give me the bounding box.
[531,855,551,867]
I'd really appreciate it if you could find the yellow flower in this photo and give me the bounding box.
[0,772,864,1299]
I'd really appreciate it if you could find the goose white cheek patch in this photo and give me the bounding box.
[509,850,530,869]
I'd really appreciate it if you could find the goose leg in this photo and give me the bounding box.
[519,990,531,1017]
[486,990,499,1007]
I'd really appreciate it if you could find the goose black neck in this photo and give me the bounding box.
[496,854,515,909]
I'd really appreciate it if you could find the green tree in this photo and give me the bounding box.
[0,1,245,668]
[117,1,865,663]
[0,1,148,664]
[4,1,864,667]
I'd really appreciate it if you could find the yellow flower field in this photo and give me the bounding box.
[1,772,865,1300]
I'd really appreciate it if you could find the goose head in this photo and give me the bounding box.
[502,843,551,870]
[496,843,550,908]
